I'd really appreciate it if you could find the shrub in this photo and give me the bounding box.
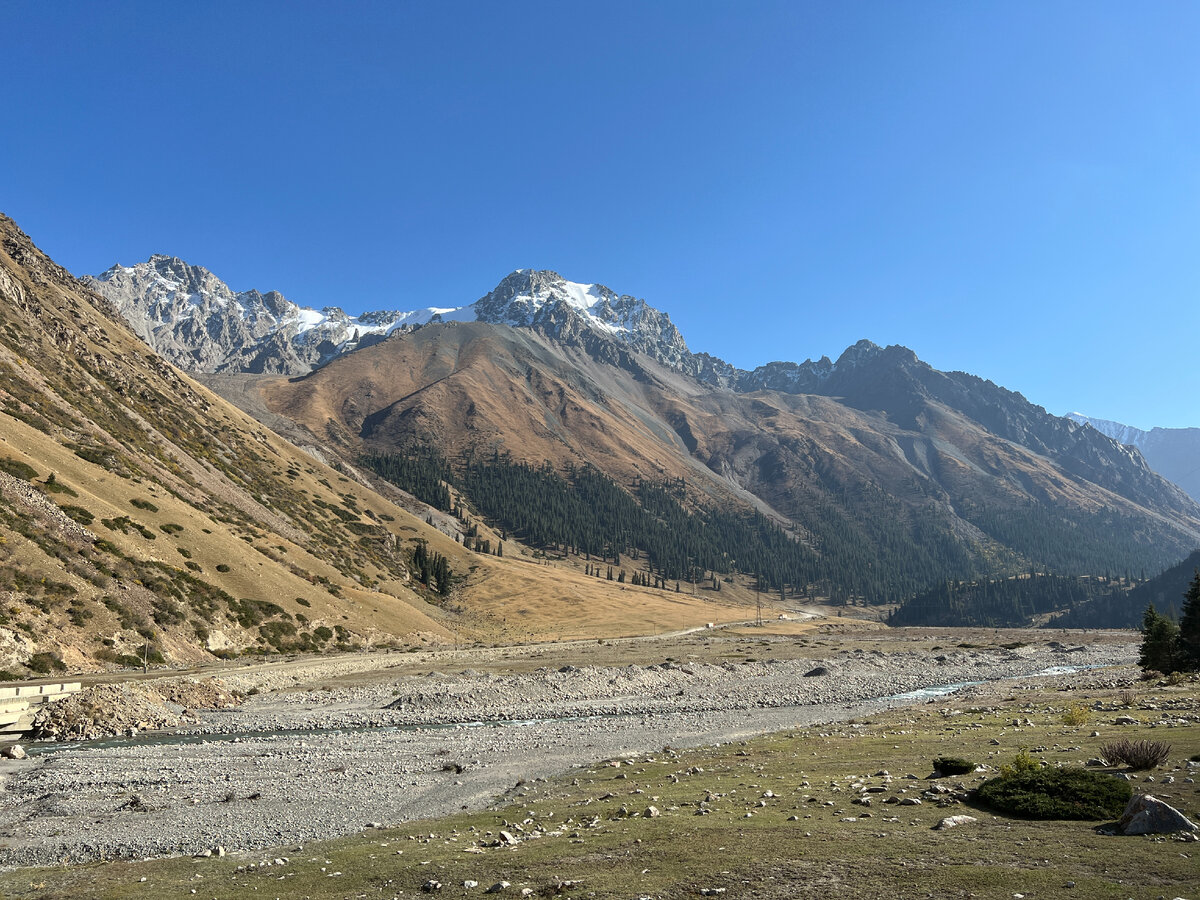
[59,505,95,526]
[42,476,77,497]
[216,564,231,573]
[998,748,1040,779]
[130,498,158,512]
[976,767,1132,820]
[932,756,976,776]
[1100,739,1171,770]
[0,457,38,481]
[1061,703,1092,726]
[27,651,67,674]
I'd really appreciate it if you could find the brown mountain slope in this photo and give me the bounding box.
[248,320,1200,601]
[0,216,746,675]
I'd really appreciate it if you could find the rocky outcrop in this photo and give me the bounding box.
[1116,793,1198,835]
[83,256,411,374]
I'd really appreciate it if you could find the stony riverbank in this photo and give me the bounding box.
[0,635,1138,868]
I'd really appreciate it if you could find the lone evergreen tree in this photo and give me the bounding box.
[1138,603,1181,674]
[1179,569,1200,668]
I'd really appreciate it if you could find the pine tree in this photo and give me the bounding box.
[1139,603,1181,674]
[1178,569,1200,669]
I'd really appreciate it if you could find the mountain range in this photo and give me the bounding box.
[4,216,712,676]
[1,218,1196,678]
[89,255,1200,607]
[1066,413,1200,504]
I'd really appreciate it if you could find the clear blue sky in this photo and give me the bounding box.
[4,1,1198,429]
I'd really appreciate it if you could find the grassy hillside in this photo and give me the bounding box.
[0,216,755,675]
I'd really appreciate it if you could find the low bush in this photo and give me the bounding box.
[933,756,976,776]
[1100,739,1171,770]
[42,475,77,497]
[1061,703,1092,726]
[27,651,67,674]
[0,457,38,481]
[976,767,1131,820]
[59,505,95,526]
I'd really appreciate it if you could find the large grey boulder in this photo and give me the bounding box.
[1117,794,1198,835]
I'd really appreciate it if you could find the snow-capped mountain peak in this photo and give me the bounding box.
[85,262,693,375]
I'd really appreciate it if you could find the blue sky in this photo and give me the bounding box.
[4,1,1198,428]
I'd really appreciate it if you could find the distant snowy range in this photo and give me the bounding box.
[84,255,1200,505]
[84,258,685,376]
[1067,414,1200,503]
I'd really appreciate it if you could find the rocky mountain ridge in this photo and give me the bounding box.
[1066,413,1200,504]
[85,261,700,376]
[84,249,1200,620]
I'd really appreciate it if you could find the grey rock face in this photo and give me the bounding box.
[83,256,409,375]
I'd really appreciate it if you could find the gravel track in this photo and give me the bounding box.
[0,637,1136,868]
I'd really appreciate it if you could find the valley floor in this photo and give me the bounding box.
[0,626,1139,869]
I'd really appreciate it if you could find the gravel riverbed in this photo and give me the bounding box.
[0,637,1136,867]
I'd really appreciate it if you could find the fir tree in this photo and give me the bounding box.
[1178,569,1200,668]
[1139,603,1181,674]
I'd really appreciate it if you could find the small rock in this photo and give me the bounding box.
[899,797,922,806]
[1114,715,1138,726]
[803,666,830,677]
[485,882,510,894]
[463,881,478,889]
[422,880,442,893]
[934,815,978,830]
[0,745,25,760]
[642,805,660,818]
